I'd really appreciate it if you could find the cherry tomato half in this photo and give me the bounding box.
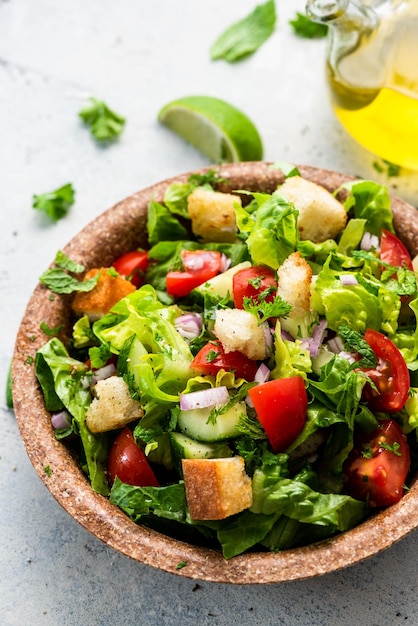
[107,427,159,487]
[232,265,277,309]
[166,250,222,298]
[248,376,308,452]
[380,229,413,271]
[112,250,149,287]
[360,329,410,413]
[191,341,259,381]
[343,419,410,507]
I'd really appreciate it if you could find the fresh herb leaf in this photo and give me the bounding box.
[6,359,13,409]
[243,294,292,324]
[54,250,85,273]
[44,465,52,477]
[176,561,188,570]
[32,183,75,222]
[210,0,276,62]
[373,159,402,177]
[338,323,377,368]
[289,12,328,38]
[40,321,63,336]
[271,161,301,178]
[79,97,126,142]
[380,441,402,456]
[361,443,374,459]
[39,268,99,294]
[205,349,221,363]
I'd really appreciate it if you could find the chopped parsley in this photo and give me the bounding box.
[79,97,126,142]
[32,183,75,222]
[243,294,292,325]
[40,321,63,336]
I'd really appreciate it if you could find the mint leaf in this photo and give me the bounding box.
[210,0,276,62]
[32,183,75,222]
[79,97,126,141]
[54,250,85,273]
[290,12,328,38]
[338,324,377,368]
[39,268,100,294]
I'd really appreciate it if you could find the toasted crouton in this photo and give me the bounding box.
[72,268,136,321]
[279,176,347,242]
[182,456,252,520]
[187,187,240,243]
[214,308,267,360]
[86,376,143,433]
[277,252,312,318]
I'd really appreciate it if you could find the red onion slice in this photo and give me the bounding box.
[92,363,116,385]
[360,232,380,252]
[254,363,270,384]
[180,386,229,411]
[301,319,328,358]
[339,274,358,286]
[51,410,72,430]
[175,313,202,340]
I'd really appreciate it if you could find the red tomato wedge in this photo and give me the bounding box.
[232,265,277,309]
[112,250,149,287]
[107,427,159,487]
[248,376,308,452]
[380,229,413,270]
[166,250,222,297]
[343,419,410,507]
[191,341,259,381]
[360,329,410,413]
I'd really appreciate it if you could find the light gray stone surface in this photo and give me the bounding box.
[1,1,418,624]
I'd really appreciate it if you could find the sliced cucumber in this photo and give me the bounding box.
[193,261,251,300]
[118,335,147,389]
[170,432,232,474]
[177,401,246,442]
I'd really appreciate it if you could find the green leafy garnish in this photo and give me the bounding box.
[79,97,126,142]
[289,12,328,38]
[44,465,52,477]
[40,321,63,337]
[243,293,292,325]
[6,359,13,409]
[32,183,75,222]
[39,250,99,295]
[210,0,276,62]
[338,323,377,368]
[372,159,402,178]
[271,161,301,178]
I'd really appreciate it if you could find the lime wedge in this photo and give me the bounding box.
[158,95,263,163]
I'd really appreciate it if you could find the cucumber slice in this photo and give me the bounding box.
[177,401,246,442]
[118,335,147,389]
[170,432,232,474]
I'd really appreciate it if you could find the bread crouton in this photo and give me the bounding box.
[276,252,312,318]
[182,456,252,520]
[187,187,240,243]
[279,176,347,242]
[86,376,143,433]
[72,268,136,321]
[214,308,267,360]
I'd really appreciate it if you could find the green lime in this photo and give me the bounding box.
[158,95,263,163]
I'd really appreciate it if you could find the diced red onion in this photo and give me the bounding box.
[220,253,231,273]
[92,363,116,384]
[179,385,229,411]
[51,410,72,430]
[254,363,271,384]
[183,255,205,271]
[361,232,380,252]
[245,394,254,408]
[301,319,328,358]
[281,329,294,341]
[327,336,345,354]
[262,322,273,356]
[338,350,357,364]
[339,274,358,286]
[175,313,202,340]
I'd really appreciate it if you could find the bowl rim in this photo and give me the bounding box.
[12,161,418,584]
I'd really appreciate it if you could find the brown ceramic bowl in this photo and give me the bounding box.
[12,162,418,584]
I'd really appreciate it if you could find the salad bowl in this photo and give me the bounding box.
[12,161,418,584]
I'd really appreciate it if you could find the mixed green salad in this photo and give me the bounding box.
[35,166,418,559]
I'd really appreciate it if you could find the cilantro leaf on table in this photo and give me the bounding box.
[32,183,75,222]
[210,0,276,63]
[289,12,328,38]
[79,97,126,141]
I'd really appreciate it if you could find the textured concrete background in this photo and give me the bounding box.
[1,1,418,624]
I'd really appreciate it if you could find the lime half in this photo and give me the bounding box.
[158,95,263,163]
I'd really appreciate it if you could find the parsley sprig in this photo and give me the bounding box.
[243,293,292,325]
[79,97,126,142]
[32,183,75,222]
